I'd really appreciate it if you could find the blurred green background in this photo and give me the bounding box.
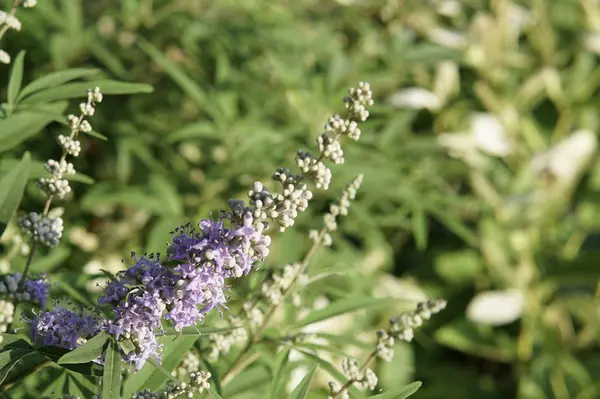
[2,0,600,398]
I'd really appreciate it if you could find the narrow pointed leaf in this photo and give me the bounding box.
[58,332,109,364]
[21,80,153,104]
[292,297,391,328]
[269,348,290,399]
[370,381,422,399]
[289,364,319,399]
[7,51,26,108]
[0,152,31,237]
[18,68,102,100]
[102,340,122,399]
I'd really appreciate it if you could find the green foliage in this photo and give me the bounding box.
[2,0,600,398]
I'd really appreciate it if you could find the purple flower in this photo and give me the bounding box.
[27,307,105,350]
[23,274,50,308]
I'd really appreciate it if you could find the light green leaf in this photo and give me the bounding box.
[58,332,109,365]
[21,80,153,104]
[102,340,122,399]
[209,388,224,399]
[7,51,26,110]
[289,364,318,399]
[370,381,422,399]
[292,297,391,328]
[269,348,290,399]
[0,102,68,153]
[412,208,428,250]
[18,68,101,100]
[0,152,31,238]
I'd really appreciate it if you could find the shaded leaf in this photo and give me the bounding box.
[0,102,68,153]
[0,152,31,238]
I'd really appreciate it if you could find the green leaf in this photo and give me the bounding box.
[18,68,102,100]
[58,332,109,365]
[289,364,319,399]
[122,335,197,397]
[269,348,290,399]
[119,339,136,356]
[209,388,224,399]
[7,51,26,110]
[102,340,122,399]
[0,102,68,153]
[412,208,428,250]
[370,381,422,399]
[0,350,35,385]
[137,38,213,113]
[0,152,31,238]
[222,366,271,398]
[291,297,391,328]
[165,121,218,143]
[20,80,153,104]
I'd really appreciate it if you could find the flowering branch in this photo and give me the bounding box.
[328,299,448,399]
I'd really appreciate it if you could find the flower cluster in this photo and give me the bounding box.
[0,272,49,306]
[132,371,211,399]
[206,317,248,361]
[96,216,269,369]
[171,350,200,380]
[18,212,64,248]
[328,299,447,399]
[18,87,102,250]
[0,299,14,343]
[27,307,105,350]
[375,298,448,361]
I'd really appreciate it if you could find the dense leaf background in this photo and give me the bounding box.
[1,0,600,398]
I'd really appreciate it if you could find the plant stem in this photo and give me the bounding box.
[16,240,36,291]
[0,0,21,43]
[332,349,377,399]
[221,228,327,384]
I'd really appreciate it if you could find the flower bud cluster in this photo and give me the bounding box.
[0,272,49,307]
[223,82,373,242]
[340,357,378,390]
[260,263,300,305]
[172,350,201,380]
[134,371,212,398]
[376,298,447,361]
[242,301,264,328]
[323,174,363,233]
[0,299,14,342]
[18,212,64,248]
[207,317,248,361]
[37,159,76,199]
